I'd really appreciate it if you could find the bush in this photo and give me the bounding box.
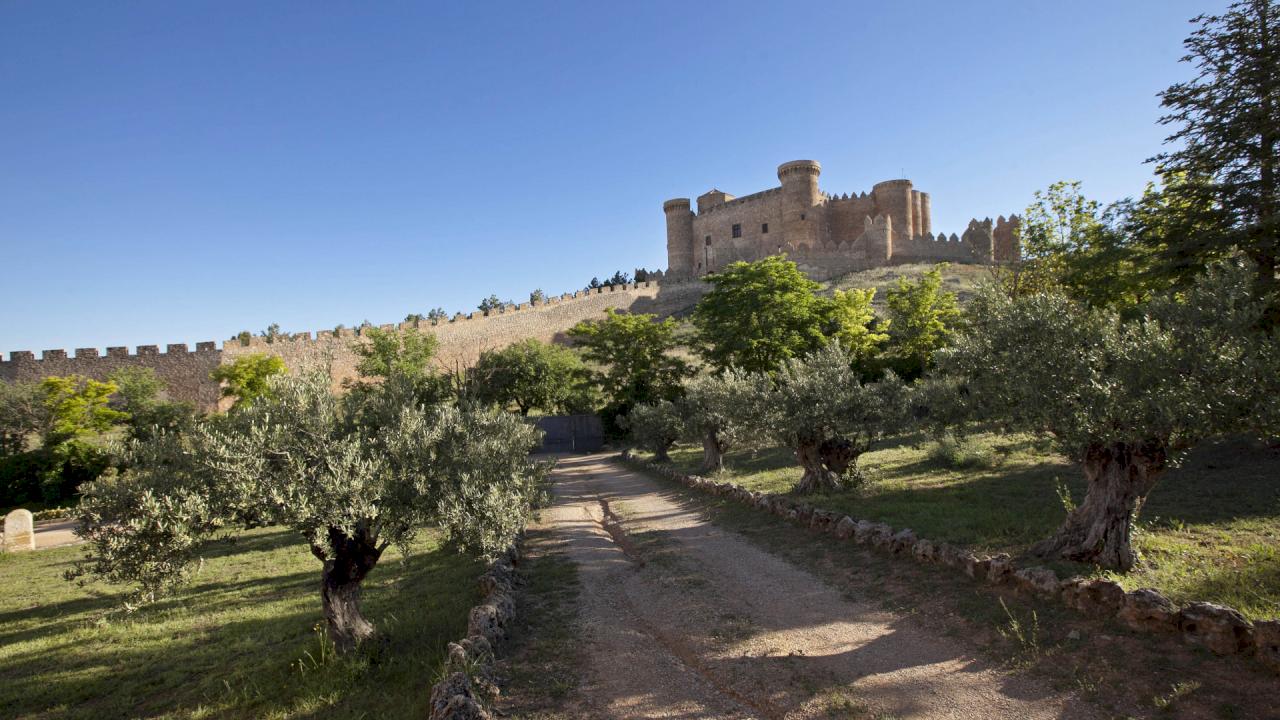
[928,434,999,470]
[0,449,57,506]
[41,440,112,503]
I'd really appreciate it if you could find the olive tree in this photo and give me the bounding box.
[936,263,1279,570]
[71,372,545,652]
[680,370,770,473]
[756,344,908,493]
[622,400,684,462]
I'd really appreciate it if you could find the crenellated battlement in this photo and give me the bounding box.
[3,341,220,363]
[695,187,783,216]
[0,277,707,413]
[218,277,681,353]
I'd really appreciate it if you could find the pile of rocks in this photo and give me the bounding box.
[621,451,1280,674]
[426,538,524,720]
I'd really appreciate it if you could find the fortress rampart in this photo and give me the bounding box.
[665,160,1019,280]
[0,278,708,413]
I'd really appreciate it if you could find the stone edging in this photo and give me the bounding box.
[425,536,524,720]
[620,451,1280,675]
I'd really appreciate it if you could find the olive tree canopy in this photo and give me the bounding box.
[936,263,1280,570]
[71,372,545,651]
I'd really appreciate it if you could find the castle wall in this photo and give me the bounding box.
[690,189,784,274]
[3,280,709,414]
[0,344,223,410]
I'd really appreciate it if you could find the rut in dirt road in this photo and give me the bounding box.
[515,453,1101,720]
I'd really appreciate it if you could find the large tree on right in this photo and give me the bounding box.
[1150,0,1280,320]
[937,263,1279,571]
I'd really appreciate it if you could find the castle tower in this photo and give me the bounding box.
[663,198,695,278]
[872,179,915,244]
[777,160,821,249]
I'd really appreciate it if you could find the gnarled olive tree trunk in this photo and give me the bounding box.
[795,439,841,493]
[312,526,386,652]
[1032,441,1167,571]
[653,442,673,463]
[820,438,866,486]
[701,430,727,473]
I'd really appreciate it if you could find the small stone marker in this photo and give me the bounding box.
[3,509,35,552]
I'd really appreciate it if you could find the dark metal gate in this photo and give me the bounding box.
[532,415,604,453]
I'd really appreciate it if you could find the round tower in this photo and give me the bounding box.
[872,179,915,244]
[663,198,695,278]
[777,160,821,249]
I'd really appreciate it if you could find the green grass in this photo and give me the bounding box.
[495,528,582,718]
[640,432,1280,620]
[0,526,483,719]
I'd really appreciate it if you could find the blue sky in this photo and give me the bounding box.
[0,1,1227,353]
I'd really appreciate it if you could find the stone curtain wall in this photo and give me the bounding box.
[2,280,709,413]
[0,344,223,411]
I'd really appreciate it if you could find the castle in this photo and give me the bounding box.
[664,160,1019,280]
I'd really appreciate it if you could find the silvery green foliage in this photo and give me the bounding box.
[937,262,1279,459]
[680,370,772,452]
[758,343,909,458]
[72,371,544,602]
[622,400,684,460]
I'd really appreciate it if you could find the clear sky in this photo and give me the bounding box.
[0,0,1228,354]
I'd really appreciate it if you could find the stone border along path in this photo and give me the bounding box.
[427,535,525,720]
[622,452,1280,676]
[517,452,1104,719]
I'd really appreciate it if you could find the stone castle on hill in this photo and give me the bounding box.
[664,159,1019,280]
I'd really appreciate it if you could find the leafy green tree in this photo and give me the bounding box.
[680,370,771,473]
[567,309,689,421]
[404,312,425,325]
[755,345,908,493]
[472,339,589,416]
[478,295,503,314]
[352,327,439,380]
[71,372,545,651]
[0,381,47,457]
[40,376,128,443]
[261,323,284,343]
[108,367,164,411]
[210,354,287,409]
[884,264,961,376]
[427,307,449,323]
[693,256,883,373]
[529,289,546,304]
[827,288,890,361]
[108,367,194,442]
[607,270,631,286]
[622,400,684,462]
[936,263,1280,570]
[1149,0,1280,317]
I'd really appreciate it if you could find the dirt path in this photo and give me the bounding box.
[516,453,1100,720]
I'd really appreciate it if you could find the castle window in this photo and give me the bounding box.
[801,213,806,220]
[705,235,711,245]
[761,223,768,234]
[732,224,742,238]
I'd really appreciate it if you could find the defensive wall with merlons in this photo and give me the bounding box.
[0,277,708,413]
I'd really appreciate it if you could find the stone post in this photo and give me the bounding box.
[3,509,35,552]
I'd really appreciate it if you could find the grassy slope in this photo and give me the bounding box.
[642,432,1280,621]
[0,526,482,720]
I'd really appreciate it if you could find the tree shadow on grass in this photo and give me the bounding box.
[0,532,482,720]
